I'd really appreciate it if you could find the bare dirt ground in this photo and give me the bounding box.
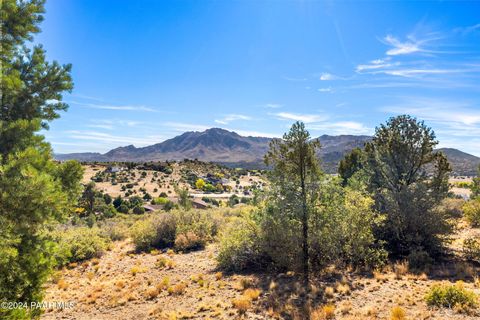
[42,236,480,320]
[42,242,266,320]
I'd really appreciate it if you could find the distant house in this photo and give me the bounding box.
[107,166,125,173]
[142,204,165,212]
[192,199,208,209]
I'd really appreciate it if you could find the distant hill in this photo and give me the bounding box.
[437,148,480,176]
[55,128,479,175]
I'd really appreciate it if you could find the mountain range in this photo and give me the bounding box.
[55,128,480,176]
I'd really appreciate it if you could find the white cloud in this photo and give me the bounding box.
[273,112,328,123]
[64,130,165,146]
[163,122,211,132]
[318,87,333,93]
[308,121,372,135]
[356,61,399,72]
[383,34,423,56]
[89,119,142,129]
[214,114,251,125]
[68,101,158,112]
[383,68,465,77]
[264,103,282,109]
[455,23,480,35]
[87,124,114,130]
[320,73,334,81]
[382,97,480,126]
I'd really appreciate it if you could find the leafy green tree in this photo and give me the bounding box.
[364,115,452,257]
[195,178,206,190]
[338,147,366,186]
[264,121,321,293]
[0,1,82,317]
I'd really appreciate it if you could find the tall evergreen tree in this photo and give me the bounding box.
[1,1,83,318]
[264,121,321,315]
[364,115,452,257]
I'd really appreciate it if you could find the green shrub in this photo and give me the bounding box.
[174,209,221,242]
[164,200,175,211]
[152,197,169,205]
[407,249,433,272]
[463,237,480,262]
[217,216,266,271]
[53,227,110,266]
[100,221,129,241]
[132,206,145,214]
[463,199,480,227]
[117,204,129,214]
[425,282,478,309]
[130,214,176,251]
[174,231,205,251]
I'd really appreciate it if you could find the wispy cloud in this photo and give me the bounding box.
[308,121,372,135]
[68,100,158,112]
[356,58,399,72]
[264,103,282,109]
[383,97,480,126]
[87,119,142,130]
[382,34,425,56]
[320,73,335,81]
[214,114,251,125]
[70,93,107,103]
[163,122,211,132]
[318,87,333,93]
[454,23,480,35]
[273,112,328,123]
[64,130,165,146]
[87,124,114,130]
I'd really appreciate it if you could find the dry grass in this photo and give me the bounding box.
[390,306,406,320]
[167,282,187,295]
[243,288,261,301]
[336,283,351,295]
[394,261,409,280]
[145,286,160,300]
[325,286,335,298]
[311,304,336,320]
[232,296,251,314]
[57,278,69,290]
[156,256,176,269]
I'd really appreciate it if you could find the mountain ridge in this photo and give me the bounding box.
[55,128,480,175]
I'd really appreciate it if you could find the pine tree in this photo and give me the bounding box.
[264,121,321,317]
[1,1,83,317]
[364,115,452,257]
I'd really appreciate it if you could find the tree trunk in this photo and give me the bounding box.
[300,164,310,319]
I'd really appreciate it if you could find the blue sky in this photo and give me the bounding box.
[37,0,480,155]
